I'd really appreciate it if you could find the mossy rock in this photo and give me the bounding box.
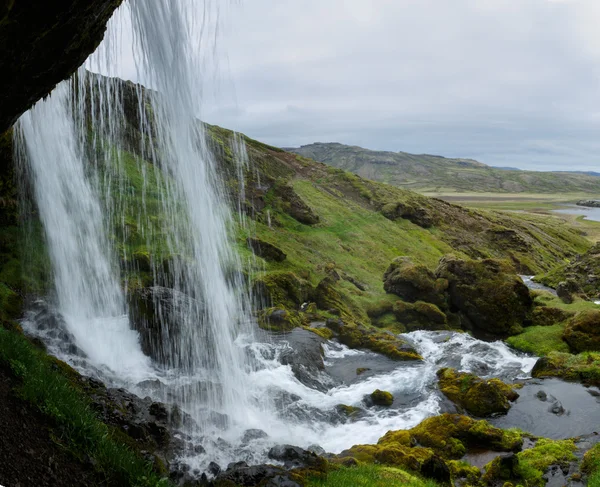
[326,319,422,361]
[258,307,305,332]
[246,237,286,262]
[273,183,319,225]
[381,201,435,228]
[370,389,394,407]
[435,256,533,336]
[383,257,447,307]
[562,309,600,353]
[530,306,574,327]
[252,271,312,309]
[392,300,448,331]
[437,368,518,417]
[531,351,600,385]
[409,414,523,460]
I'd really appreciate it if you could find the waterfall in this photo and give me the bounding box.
[16,83,152,380]
[17,0,255,435]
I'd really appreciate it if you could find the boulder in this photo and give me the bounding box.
[383,257,447,307]
[530,306,574,327]
[258,307,304,332]
[392,300,448,331]
[128,286,201,364]
[278,328,327,390]
[562,309,600,353]
[437,368,519,417]
[435,256,533,336]
[252,271,312,309]
[369,389,394,407]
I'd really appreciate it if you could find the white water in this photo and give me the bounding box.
[16,84,152,382]
[14,0,540,477]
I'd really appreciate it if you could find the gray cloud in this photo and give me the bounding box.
[119,0,600,171]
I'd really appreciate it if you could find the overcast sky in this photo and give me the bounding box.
[115,0,600,171]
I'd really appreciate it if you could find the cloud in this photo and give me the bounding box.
[112,0,600,171]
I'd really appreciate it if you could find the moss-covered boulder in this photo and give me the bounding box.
[252,271,312,309]
[383,257,447,307]
[562,309,600,353]
[258,307,304,332]
[338,413,522,482]
[531,351,600,385]
[435,256,533,336]
[370,389,394,407]
[530,305,574,327]
[326,319,422,361]
[392,300,448,331]
[437,368,519,417]
[273,183,320,225]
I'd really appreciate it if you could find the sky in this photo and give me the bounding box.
[116,0,600,171]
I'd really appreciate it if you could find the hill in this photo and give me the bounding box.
[288,142,600,194]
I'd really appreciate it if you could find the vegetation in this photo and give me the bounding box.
[306,464,439,487]
[289,142,600,194]
[0,326,169,486]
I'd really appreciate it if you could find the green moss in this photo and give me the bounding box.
[393,300,448,331]
[257,307,305,331]
[562,309,600,353]
[531,351,600,385]
[252,271,312,309]
[437,368,518,417]
[370,389,394,407]
[514,438,576,486]
[306,463,440,487]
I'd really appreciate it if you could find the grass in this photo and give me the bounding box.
[306,464,440,487]
[0,326,170,487]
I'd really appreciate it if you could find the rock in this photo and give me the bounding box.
[207,461,221,476]
[128,286,202,363]
[381,201,435,228]
[306,444,326,456]
[562,309,600,353]
[435,256,533,336]
[252,271,312,309]
[557,281,578,304]
[0,0,124,133]
[241,429,269,444]
[383,257,447,307]
[246,238,286,262]
[577,200,600,208]
[369,389,394,407]
[549,400,566,416]
[437,368,519,417]
[274,184,319,225]
[216,463,289,486]
[531,306,575,327]
[268,444,326,469]
[392,300,449,331]
[326,319,422,361]
[420,455,451,483]
[535,390,548,402]
[278,328,327,390]
[258,307,304,332]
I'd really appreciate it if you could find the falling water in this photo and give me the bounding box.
[16,83,152,380]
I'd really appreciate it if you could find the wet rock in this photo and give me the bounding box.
[207,461,221,476]
[536,390,548,401]
[241,429,269,444]
[216,463,288,487]
[278,328,327,390]
[252,271,312,309]
[437,368,519,417]
[307,444,326,456]
[549,400,566,416]
[392,300,449,331]
[268,444,326,470]
[368,389,394,407]
[246,237,286,262]
[128,286,202,363]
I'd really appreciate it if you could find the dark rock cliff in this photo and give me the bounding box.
[0,0,123,133]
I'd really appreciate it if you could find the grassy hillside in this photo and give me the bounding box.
[288,142,600,194]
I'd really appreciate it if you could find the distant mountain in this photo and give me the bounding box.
[288,142,600,194]
[494,166,522,171]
